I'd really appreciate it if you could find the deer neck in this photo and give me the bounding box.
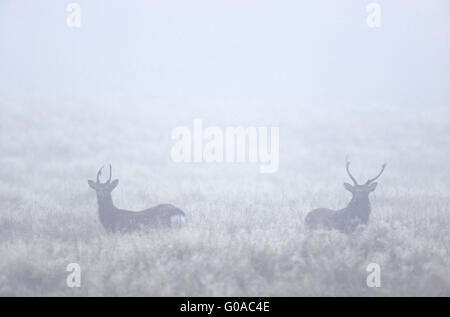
[344,195,371,221]
[96,194,117,219]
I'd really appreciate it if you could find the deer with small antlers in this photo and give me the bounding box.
[305,160,387,233]
[88,165,186,233]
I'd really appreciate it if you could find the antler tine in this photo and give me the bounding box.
[96,166,104,183]
[107,164,112,183]
[345,159,358,185]
[366,163,387,185]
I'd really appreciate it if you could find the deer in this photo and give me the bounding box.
[88,165,186,233]
[305,160,387,234]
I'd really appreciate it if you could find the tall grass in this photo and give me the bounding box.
[0,98,449,296]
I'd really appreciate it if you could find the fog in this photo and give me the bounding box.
[0,1,449,296]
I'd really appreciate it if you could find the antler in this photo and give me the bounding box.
[346,159,358,185]
[107,164,112,183]
[366,163,387,185]
[96,165,112,183]
[96,166,104,183]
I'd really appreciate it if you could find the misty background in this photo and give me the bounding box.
[0,0,449,296]
[0,0,449,106]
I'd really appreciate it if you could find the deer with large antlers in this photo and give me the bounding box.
[305,160,387,233]
[88,165,186,233]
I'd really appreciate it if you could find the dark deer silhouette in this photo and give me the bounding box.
[88,165,185,233]
[305,160,386,233]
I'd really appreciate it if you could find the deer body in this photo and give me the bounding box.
[89,166,185,233]
[306,196,371,233]
[305,161,386,234]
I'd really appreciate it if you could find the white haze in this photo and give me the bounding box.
[0,1,449,296]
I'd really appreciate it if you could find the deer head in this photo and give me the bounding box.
[88,165,119,201]
[343,160,387,200]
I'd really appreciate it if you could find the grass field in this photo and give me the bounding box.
[0,97,449,296]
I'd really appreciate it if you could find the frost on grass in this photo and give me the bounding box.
[0,98,449,296]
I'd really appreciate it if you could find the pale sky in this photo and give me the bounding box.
[0,0,449,106]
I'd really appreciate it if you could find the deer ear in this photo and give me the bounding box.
[88,180,96,189]
[344,182,354,192]
[368,182,378,192]
[109,179,119,190]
